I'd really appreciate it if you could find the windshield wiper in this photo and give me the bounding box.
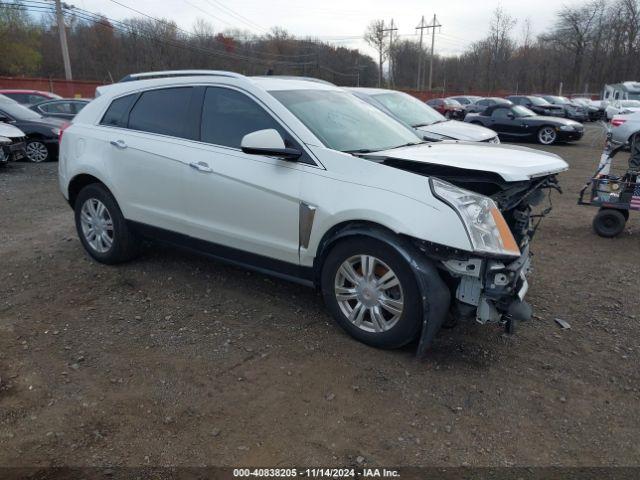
[387,141,427,150]
[342,148,376,154]
[412,122,435,127]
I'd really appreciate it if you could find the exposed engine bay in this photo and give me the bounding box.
[380,157,563,329]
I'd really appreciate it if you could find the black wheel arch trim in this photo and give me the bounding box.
[313,221,451,355]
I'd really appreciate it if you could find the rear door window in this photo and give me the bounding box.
[128,87,193,138]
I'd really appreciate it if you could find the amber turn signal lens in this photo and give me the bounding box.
[490,207,520,256]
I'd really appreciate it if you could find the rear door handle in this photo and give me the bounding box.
[110,139,127,149]
[189,161,213,173]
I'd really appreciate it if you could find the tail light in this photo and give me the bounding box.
[59,122,70,143]
[611,118,626,127]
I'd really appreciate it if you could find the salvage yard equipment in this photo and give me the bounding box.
[579,133,640,237]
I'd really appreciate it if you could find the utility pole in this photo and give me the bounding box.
[425,14,442,91]
[382,19,397,87]
[416,16,427,90]
[54,0,73,80]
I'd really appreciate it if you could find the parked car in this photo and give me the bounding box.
[60,71,569,351]
[506,95,565,117]
[0,98,65,162]
[447,95,483,107]
[29,98,90,120]
[0,122,27,165]
[465,104,584,145]
[464,97,512,115]
[537,95,589,122]
[605,100,640,121]
[426,98,464,119]
[571,97,603,121]
[609,111,640,145]
[349,88,499,143]
[0,89,62,105]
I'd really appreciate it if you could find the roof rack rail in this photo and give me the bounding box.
[252,75,335,86]
[118,70,244,83]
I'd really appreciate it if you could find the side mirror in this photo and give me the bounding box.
[241,129,302,161]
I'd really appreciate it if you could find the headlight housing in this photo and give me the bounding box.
[51,127,61,136]
[559,125,575,131]
[430,178,520,258]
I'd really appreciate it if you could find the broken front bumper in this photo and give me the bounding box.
[443,243,532,324]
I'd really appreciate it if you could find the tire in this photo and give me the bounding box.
[537,126,557,145]
[592,208,626,238]
[74,183,139,264]
[25,139,49,163]
[320,237,422,349]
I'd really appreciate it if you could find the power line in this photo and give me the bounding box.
[201,0,267,34]
[105,0,316,59]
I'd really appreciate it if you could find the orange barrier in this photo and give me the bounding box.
[0,76,104,99]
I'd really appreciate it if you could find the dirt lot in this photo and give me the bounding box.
[1,124,639,469]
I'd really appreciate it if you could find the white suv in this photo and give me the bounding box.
[59,71,568,352]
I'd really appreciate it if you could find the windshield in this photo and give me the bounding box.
[513,106,536,117]
[0,101,42,121]
[372,91,445,127]
[530,97,552,106]
[444,99,462,106]
[271,89,421,153]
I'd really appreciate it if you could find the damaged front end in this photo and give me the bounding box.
[388,159,562,336]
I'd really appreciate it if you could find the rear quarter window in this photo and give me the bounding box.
[100,94,138,127]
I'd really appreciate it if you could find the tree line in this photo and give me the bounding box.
[0,1,378,85]
[372,0,640,95]
[1,0,640,96]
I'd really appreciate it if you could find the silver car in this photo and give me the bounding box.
[609,111,640,145]
[349,88,500,143]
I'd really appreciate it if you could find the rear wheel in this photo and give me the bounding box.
[321,238,423,349]
[593,208,626,238]
[25,140,49,162]
[537,126,557,145]
[74,183,139,264]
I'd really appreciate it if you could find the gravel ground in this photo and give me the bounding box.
[0,124,639,468]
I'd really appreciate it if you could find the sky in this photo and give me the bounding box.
[72,0,564,58]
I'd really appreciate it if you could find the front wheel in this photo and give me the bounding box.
[537,126,557,145]
[74,183,139,264]
[321,238,423,349]
[593,208,626,238]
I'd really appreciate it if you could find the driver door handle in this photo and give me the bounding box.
[189,161,214,173]
[110,139,127,149]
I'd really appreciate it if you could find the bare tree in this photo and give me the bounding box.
[364,19,387,87]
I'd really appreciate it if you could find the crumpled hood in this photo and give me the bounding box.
[417,119,496,141]
[367,141,569,182]
[0,122,25,139]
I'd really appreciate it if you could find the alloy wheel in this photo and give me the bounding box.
[25,141,49,163]
[334,255,404,333]
[80,198,114,253]
[538,127,557,145]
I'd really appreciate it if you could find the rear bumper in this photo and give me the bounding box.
[558,130,584,142]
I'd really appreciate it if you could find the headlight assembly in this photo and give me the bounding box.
[430,178,520,258]
[51,127,61,136]
[559,125,575,131]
